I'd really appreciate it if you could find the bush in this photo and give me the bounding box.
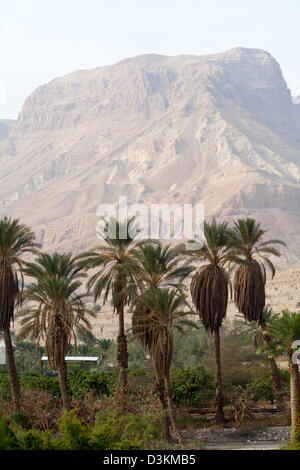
[170,366,214,406]
[92,304,101,313]
[250,373,274,402]
[20,373,61,397]
[11,412,30,430]
[250,369,290,403]
[13,408,163,450]
[57,411,91,450]
[67,370,114,398]
[0,417,20,450]
[0,374,11,400]
[20,430,45,450]
[0,370,115,401]
[92,407,163,450]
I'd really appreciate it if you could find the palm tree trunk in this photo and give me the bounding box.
[117,301,128,410]
[163,371,184,448]
[3,326,21,410]
[289,353,300,441]
[214,328,225,425]
[260,321,283,407]
[269,357,283,406]
[155,371,171,441]
[57,361,71,411]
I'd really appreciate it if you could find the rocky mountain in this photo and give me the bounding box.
[0,47,299,266]
[0,120,15,140]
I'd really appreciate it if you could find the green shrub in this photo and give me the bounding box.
[0,374,11,400]
[170,366,214,406]
[250,373,274,402]
[0,417,20,450]
[20,430,44,450]
[92,407,163,450]
[92,304,101,313]
[250,369,290,403]
[67,370,114,398]
[0,408,165,450]
[20,373,61,396]
[11,412,30,430]
[0,370,115,401]
[57,411,91,450]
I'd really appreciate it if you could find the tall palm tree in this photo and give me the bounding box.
[132,243,193,439]
[0,217,38,409]
[134,288,193,448]
[189,219,233,425]
[18,252,94,411]
[229,218,285,408]
[229,218,285,323]
[77,218,140,407]
[265,310,300,440]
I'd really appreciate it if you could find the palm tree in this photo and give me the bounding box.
[229,218,285,408]
[0,217,38,409]
[18,252,94,411]
[189,219,233,425]
[265,310,300,440]
[132,242,193,439]
[77,218,140,407]
[134,288,193,448]
[229,218,285,323]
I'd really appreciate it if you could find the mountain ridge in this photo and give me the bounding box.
[0,47,299,266]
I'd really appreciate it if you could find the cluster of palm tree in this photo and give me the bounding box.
[2,214,300,444]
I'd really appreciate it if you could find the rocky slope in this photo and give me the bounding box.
[0,47,299,266]
[0,120,15,140]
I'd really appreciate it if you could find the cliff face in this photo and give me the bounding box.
[0,47,299,265]
[0,120,15,140]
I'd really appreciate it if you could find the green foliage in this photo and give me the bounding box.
[250,369,290,403]
[92,407,163,450]
[11,412,30,430]
[20,373,61,396]
[0,373,11,400]
[0,417,20,450]
[170,366,214,406]
[250,373,274,402]
[58,411,91,450]
[92,304,101,313]
[4,408,164,451]
[20,430,45,450]
[0,370,115,401]
[67,370,114,398]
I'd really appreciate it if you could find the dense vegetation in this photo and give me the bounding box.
[0,215,299,449]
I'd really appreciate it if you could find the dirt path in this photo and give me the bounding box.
[180,426,290,450]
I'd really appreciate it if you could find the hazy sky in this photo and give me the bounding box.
[1,0,299,119]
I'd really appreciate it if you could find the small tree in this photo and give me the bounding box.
[134,288,195,448]
[132,242,193,439]
[78,218,140,409]
[19,252,94,411]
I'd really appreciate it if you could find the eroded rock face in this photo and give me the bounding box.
[0,120,15,140]
[0,47,299,264]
